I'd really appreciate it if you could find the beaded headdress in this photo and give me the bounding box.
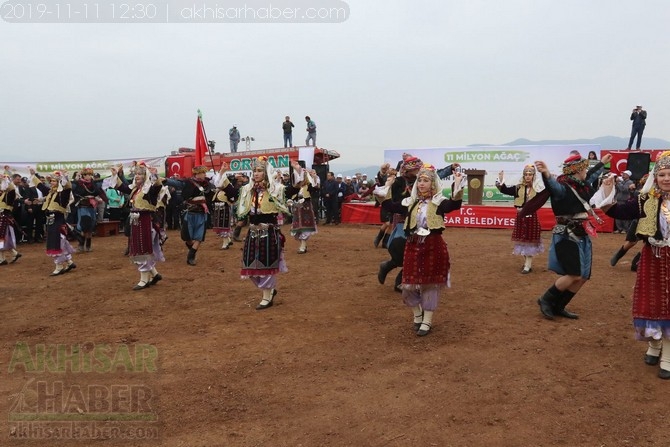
[81,167,95,176]
[562,154,589,175]
[400,156,423,175]
[192,165,208,175]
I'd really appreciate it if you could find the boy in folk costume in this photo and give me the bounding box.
[110,163,165,290]
[286,160,318,254]
[495,165,545,274]
[597,151,670,379]
[0,173,22,265]
[211,163,239,250]
[29,168,77,275]
[235,157,289,310]
[377,164,466,336]
[527,152,610,320]
[72,167,108,252]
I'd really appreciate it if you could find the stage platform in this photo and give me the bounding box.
[340,202,614,232]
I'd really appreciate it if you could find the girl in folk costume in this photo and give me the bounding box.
[529,153,610,320]
[287,160,318,254]
[596,151,670,379]
[110,163,165,290]
[211,163,238,250]
[378,164,466,336]
[72,167,108,252]
[495,165,545,274]
[29,168,77,275]
[0,174,22,265]
[236,157,289,310]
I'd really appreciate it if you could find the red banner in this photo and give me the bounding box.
[341,202,614,232]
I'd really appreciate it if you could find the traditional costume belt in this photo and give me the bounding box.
[553,218,587,239]
[129,209,152,226]
[648,237,670,248]
[248,223,275,239]
[214,202,229,210]
[77,196,98,208]
[406,228,437,244]
[391,213,405,226]
[186,201,206,213]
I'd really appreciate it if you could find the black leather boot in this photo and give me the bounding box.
[187,248,197,266]
[394,270,403,293]
[537,286,561,320]
[554,290,579,319]
[610,247,626,266]
[631,252,641,272]
[378,260,397,284]
[373,230,384,248]
[381,234,390,249]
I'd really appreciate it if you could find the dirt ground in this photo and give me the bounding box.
[2,222,670,446]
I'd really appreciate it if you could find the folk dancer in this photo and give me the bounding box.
[596,151,670,379]
[111,163,165,290]
[211,163,238,250]
[377,164,465,336]
[0,173,22,265]
[376,154,459,292]
[527,153,610,320]
[287,160,318,254]
[235,157,289,310]
[495,165,545,274]
[174,166,215,266]
[30,168,77,275]
[72,167,108,252]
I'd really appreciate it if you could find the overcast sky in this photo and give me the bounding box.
[2,0,669,167]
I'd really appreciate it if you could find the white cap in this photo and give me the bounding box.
[233,123,238,127]
[623,170,632,176]
[345,176,352,180]
[336,173,343,178]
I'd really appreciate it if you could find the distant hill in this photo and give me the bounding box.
[496,136,670,149]
[331,136,670,177]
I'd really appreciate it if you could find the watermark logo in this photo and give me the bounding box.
[7,342,159,441]
[1,0,350,23]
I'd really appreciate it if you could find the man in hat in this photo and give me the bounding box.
[72,167,108,252]
[172,166,215,265]
[229,124,240,153]
[627,105,647,150]
[530,152,612,320]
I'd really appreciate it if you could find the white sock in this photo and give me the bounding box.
[299,240,307,251]
[524,256,532,270]
[412,306,423,324]
[647,339,662,358]
[661,339,670,371]
[419,310,434,332]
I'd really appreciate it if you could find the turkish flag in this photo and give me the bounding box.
[195,113,208,166]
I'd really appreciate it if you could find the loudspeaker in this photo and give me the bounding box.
[312,164,329,186]
[626,152,651,182]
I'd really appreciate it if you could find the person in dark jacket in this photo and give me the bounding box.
[627,105,647,150]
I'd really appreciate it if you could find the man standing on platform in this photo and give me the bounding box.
[627,105,647,150]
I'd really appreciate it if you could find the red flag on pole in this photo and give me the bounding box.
[195,109,207,166]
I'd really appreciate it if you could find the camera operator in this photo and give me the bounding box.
[627,105,647,150]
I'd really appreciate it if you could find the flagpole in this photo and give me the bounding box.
[197,109,216,172]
